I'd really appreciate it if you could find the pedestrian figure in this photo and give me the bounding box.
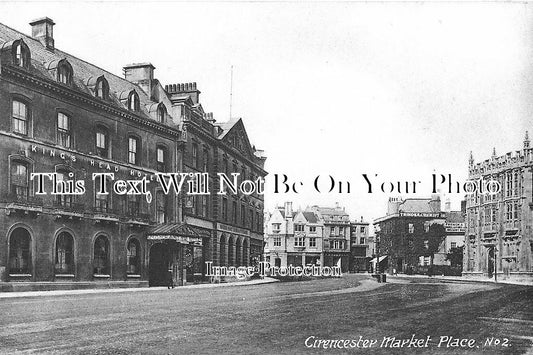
[167,269,174,289]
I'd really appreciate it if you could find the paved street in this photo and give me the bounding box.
[0,275,532,354]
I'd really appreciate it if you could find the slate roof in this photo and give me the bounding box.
[302,211,318,223]
[397,198,440,213]
[215,118,239,139]
[277,208,296,219]
[312,206,349,217]
[0,21,158,120]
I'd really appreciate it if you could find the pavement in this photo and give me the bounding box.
[387,273,533,286]
[0,276,280,299]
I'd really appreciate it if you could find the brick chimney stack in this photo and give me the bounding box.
[30,17,55,50]
[165,82,201,104]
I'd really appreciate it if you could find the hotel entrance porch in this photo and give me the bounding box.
[147,223,205,286]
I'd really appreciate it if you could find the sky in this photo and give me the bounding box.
[1,1,531,223]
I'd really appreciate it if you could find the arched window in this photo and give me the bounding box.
[128,136,140,165]
[156,145,167,172]
[95,77,109,100]
[93,235,110,275]
[9,228,32,275]
[12,100,28,135]
[157,104,166,123]
[95,125,109,158]
[57,62,73,85]
[11,160,29,201]
[127,238,141,275]
[128,91,140,112]
[55,232,74,274]
[57,112,71,148]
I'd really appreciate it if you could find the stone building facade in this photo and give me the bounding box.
[425,210,465,266]
[307,204,351,272]
[349,217,370,272]
[373,196,445,273]
[463,134,533,283]
[264,202,324,268]
[0,17,265,289]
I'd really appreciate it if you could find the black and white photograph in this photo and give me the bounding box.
[0,1,532,354]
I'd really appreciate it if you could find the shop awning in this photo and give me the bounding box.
[147,223,207,245]
[370,255,388,263]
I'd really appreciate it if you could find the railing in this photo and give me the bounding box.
[126,211,151,223]
[92,205,117,214]
[53,201,85,213]
[2,193,44,206]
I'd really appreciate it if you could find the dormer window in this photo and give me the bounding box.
[157,104,166,123]
[57,62,72,85]
[8,40,30,69]
[14,43,29,68]
[128,91,140,112]
[16,44,23,65]
[95,77,109,100]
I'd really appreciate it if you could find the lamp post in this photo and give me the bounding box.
[374,224,381,276]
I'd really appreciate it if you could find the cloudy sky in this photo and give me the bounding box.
[1,1,531,222]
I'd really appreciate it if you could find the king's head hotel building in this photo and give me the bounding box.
[0,18,266,289]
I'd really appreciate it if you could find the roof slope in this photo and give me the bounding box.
[398,198,440,213]
[0,22,155,117]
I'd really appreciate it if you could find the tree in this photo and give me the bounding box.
[415,223,446,260]
[446,246,464,267]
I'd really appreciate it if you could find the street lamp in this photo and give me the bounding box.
[374,224,381,277]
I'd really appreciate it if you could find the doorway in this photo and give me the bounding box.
[149,243,172,286]
[487,247,494,279]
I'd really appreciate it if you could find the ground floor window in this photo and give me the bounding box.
[94,235,110,275]
[9,228,31,274]
[127,238,141,274]
[55,232,74,274]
